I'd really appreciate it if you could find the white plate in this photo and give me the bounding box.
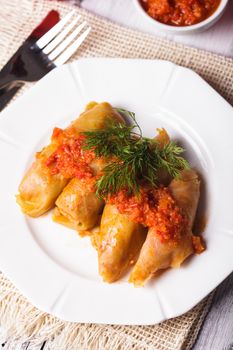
[0,58,233,325]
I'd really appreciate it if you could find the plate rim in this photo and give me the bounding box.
[0,57,233,325]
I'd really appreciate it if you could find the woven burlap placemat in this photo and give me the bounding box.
[1,1,233,349]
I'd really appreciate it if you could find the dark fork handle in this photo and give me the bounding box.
[0,47,23,89]
[0,83,23,112]
[0,47,24,112]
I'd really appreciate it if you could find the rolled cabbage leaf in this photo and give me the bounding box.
[95,204,146,283]
[16,102,122,217]
[129,169,200,286]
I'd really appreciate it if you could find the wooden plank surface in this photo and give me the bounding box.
[192,273,233,350]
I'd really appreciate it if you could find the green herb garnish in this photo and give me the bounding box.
[82,109,189,198]
[156,141,190,178]
[82,121,133,158]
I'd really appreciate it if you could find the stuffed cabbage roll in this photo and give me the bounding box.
[67,101,123,133]
[52,103,123,230]
[53,178,104,231]
[16,144,69,217]
[129,169,200,286]
[16,102,122,217]
[95,204,146,283]
[153,128,171,185]
[94,129,171,283]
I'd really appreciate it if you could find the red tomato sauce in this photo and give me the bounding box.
[141,0,221,26]
[108,186,187,243]
[46,128,95,179]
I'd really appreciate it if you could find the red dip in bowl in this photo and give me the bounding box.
[140,0,221,26]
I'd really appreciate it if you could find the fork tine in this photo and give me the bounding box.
[42,15,81,54]
[53,27,91,66]
[48,21,87,61]
[36,10,75,49]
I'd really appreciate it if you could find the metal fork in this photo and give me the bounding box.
[0,10,91,111]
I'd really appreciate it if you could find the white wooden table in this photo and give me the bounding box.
[79,1,233,349]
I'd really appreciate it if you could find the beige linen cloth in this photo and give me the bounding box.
[1,1,233,349]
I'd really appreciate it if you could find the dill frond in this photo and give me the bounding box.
[81,109,190,198]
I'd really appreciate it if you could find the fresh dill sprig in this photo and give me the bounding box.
[82,121,133,158]
[154,141,190,178]
[115,108,142,137]
[82,109,142,158]
[96,161,139,197]
[81,109,190,198]
[95,138,159,197]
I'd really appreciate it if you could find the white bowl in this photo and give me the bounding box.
[133,0,229,34]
